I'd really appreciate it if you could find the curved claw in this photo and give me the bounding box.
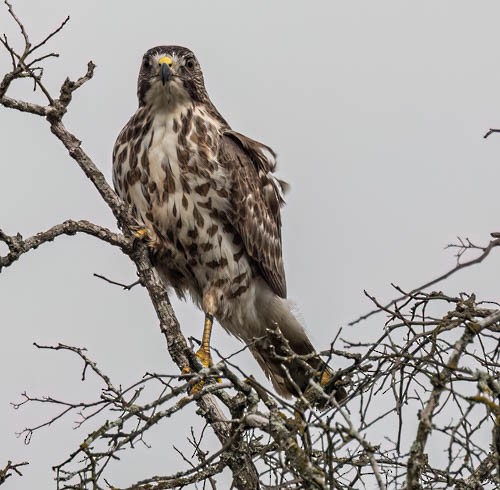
[195,347,212,368]
[181,348,218,395]
[133,227,148,239]
[319,369,332,387]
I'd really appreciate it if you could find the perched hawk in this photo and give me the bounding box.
[113,46,340,400]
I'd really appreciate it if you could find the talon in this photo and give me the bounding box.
[189,379,206,395]
[319,369,332,387]
[316,367,348,405]
[181,363,206,395]
[195,346,213,368]
[193,346,222,388]
[300,367,338,409]
[133,227,148,239]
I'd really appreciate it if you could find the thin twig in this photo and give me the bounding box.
[349,236,500,326]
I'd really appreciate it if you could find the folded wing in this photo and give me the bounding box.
[218,130,288,298]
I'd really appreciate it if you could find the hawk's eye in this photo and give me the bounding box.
[185,58,195,70]
[142,58,151,70]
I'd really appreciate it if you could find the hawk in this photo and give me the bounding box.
[113,46,341,401]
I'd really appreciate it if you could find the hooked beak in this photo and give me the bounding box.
[159,56,173,85]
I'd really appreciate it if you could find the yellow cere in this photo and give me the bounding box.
[158,56,173,66]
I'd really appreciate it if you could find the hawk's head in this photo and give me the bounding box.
[137,45,208,108]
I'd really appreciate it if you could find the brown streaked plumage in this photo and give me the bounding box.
[113,45,342,401]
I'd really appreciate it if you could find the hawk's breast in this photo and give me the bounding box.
[113,104,254,309]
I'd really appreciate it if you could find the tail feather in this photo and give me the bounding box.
[219,279,345,403]
[250,286,341,401]
[249,324,336,400]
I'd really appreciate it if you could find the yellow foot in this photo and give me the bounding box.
[181,348,217,395]
[319,369,333,387]
[196,347,223,384]
[316,367,348,405]
[133,227,148,240]
[181,364,205,395]
[301,367,342,409]
[195,347,213,368]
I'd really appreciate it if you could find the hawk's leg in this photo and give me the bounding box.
[196,288,221,368]
[181,291,220,394]
[181,314,216,395]
[195,313,214,368]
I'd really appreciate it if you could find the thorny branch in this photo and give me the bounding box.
[1,2,499,489]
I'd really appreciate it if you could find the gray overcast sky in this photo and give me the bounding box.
[2,1,500,487]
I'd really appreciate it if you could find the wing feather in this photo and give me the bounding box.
[218,130,288,298]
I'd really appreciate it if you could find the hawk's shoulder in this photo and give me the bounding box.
[218,130,288,298]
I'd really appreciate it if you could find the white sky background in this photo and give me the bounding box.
[1,0,500,487]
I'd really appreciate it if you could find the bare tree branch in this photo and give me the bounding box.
[349,234,500,326]
[0,461,29,487]
[0,3,261,488]
[0,220,130,271]
[1,2,499,489]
